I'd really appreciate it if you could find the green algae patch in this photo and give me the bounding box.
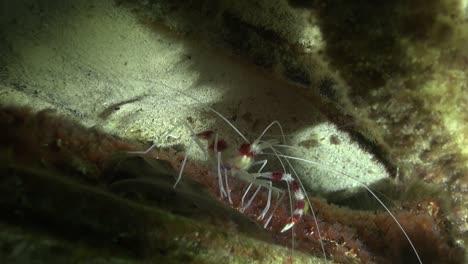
[315,0,463,96]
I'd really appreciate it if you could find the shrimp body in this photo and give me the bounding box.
[196,130,306,232]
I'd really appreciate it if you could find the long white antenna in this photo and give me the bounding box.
[165,86,251,144]
[273,154,423,264]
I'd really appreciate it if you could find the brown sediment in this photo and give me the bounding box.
[0,107,141,175]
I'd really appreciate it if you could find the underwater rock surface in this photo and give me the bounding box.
[0,0,467,263]
[0,107,326,263]
[0,105,463,263]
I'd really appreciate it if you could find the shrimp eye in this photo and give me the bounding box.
[238,143,254,157]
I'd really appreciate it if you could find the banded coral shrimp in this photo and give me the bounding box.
[131,107,329,263]
[124,83,428,264]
